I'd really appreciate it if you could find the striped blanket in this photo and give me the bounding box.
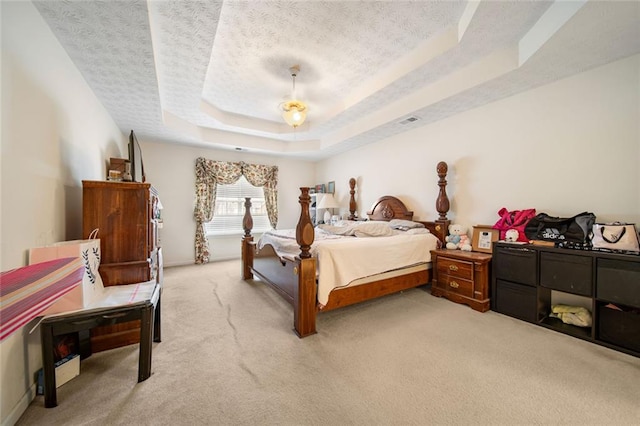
[0,257,84,341]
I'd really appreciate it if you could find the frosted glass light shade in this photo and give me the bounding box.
[281,100,307,127]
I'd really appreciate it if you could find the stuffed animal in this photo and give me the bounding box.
[445,224,472,251]
[505,229,519,242]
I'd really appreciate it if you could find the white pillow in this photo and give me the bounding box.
[406,228,431,235]
[353,221,394,237]
[333,220,357,227]
[388,219,425,230]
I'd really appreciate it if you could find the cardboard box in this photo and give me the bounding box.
[55,354,80,388]
[109,157,128,173]
[472,225,499,253]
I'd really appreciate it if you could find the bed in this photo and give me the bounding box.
[241,161,451,337]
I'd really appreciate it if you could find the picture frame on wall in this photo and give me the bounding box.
[472,225,499,253]
[328,181,335,194]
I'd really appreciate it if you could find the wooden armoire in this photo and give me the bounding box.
[82,180,162,352]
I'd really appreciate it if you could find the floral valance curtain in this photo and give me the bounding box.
[194,157,278,264]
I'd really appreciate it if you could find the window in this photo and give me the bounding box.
[205,176,271,236]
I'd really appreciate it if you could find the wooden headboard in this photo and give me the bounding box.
[366,195,448,243]
[366,196,413,221]
[364,161,451,243]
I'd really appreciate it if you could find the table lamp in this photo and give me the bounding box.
[317,193,339,224]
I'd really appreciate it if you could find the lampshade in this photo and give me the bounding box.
[280,65,307,128]
[317,193,339,224]
[316,193,339,209]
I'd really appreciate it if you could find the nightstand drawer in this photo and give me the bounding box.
[440,275,473,298]
[437,257,473,280]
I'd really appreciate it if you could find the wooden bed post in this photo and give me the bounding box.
[294,188,317,337]
[295,188,314,259]
[241,197,254,280]
[435,161,451,237]
[348,178,357,220]
[436,162,449,220]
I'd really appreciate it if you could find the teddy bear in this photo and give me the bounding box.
[445,224,472,251]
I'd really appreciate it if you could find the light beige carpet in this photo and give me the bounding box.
[17,260,640,425]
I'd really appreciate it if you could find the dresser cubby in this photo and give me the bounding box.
[492,242,640,357]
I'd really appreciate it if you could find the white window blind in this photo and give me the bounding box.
[205,176,271,236]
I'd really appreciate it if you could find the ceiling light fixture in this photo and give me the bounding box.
[279,65,307,128]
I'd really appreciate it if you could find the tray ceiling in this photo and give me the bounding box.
[33,0,640,160]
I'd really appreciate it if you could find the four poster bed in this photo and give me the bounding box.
[241,161,451,337]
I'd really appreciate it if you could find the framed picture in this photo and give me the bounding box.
[472,225,499,253]
[315,184,324,193]
[327,181,335,194]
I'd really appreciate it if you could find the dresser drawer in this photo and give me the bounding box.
[494,279,537,323]
[440,275,473,298]
[437,257,473,280]
[540,252,592,296]
[597,259,640,308]
[493,246,537,286]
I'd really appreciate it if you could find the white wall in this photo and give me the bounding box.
[316,54,640,229]
[140,141,316,266]
[1,2,638,423]
[1,2,126,424]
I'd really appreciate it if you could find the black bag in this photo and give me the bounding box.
[524,212,596,246]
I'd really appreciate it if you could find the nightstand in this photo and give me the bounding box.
[430,249,492,312]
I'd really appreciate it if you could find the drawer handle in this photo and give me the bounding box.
[449,264,459,272]
[449,281,460,288]
[70,319,97,325]
[102,312,128,319]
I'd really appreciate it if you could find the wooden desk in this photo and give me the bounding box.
[40,284,161,408]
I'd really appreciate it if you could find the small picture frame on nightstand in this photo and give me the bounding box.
[472,225,499,253]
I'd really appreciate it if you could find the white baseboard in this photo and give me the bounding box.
[163,260,196,268]
[164,257,241,268]
[2,383,36,426]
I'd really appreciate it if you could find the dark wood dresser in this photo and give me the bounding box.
[492,242,640,357]
[82,180,162,352]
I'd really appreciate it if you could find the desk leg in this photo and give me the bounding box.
[138,304,153,382]
[153,296,161,343]
[41,324,58,408]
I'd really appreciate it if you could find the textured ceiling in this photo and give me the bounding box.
[33,0,640,161]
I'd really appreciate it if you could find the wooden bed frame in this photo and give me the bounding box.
[241,161,451,337]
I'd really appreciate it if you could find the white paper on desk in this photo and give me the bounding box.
[85,280,157,309]
[35,280,158,321]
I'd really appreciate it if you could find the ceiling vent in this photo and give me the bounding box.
[398,115,421,125]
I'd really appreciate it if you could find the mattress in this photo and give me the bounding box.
[257,221,440,305]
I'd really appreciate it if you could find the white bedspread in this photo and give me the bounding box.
[257,223,439,305]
